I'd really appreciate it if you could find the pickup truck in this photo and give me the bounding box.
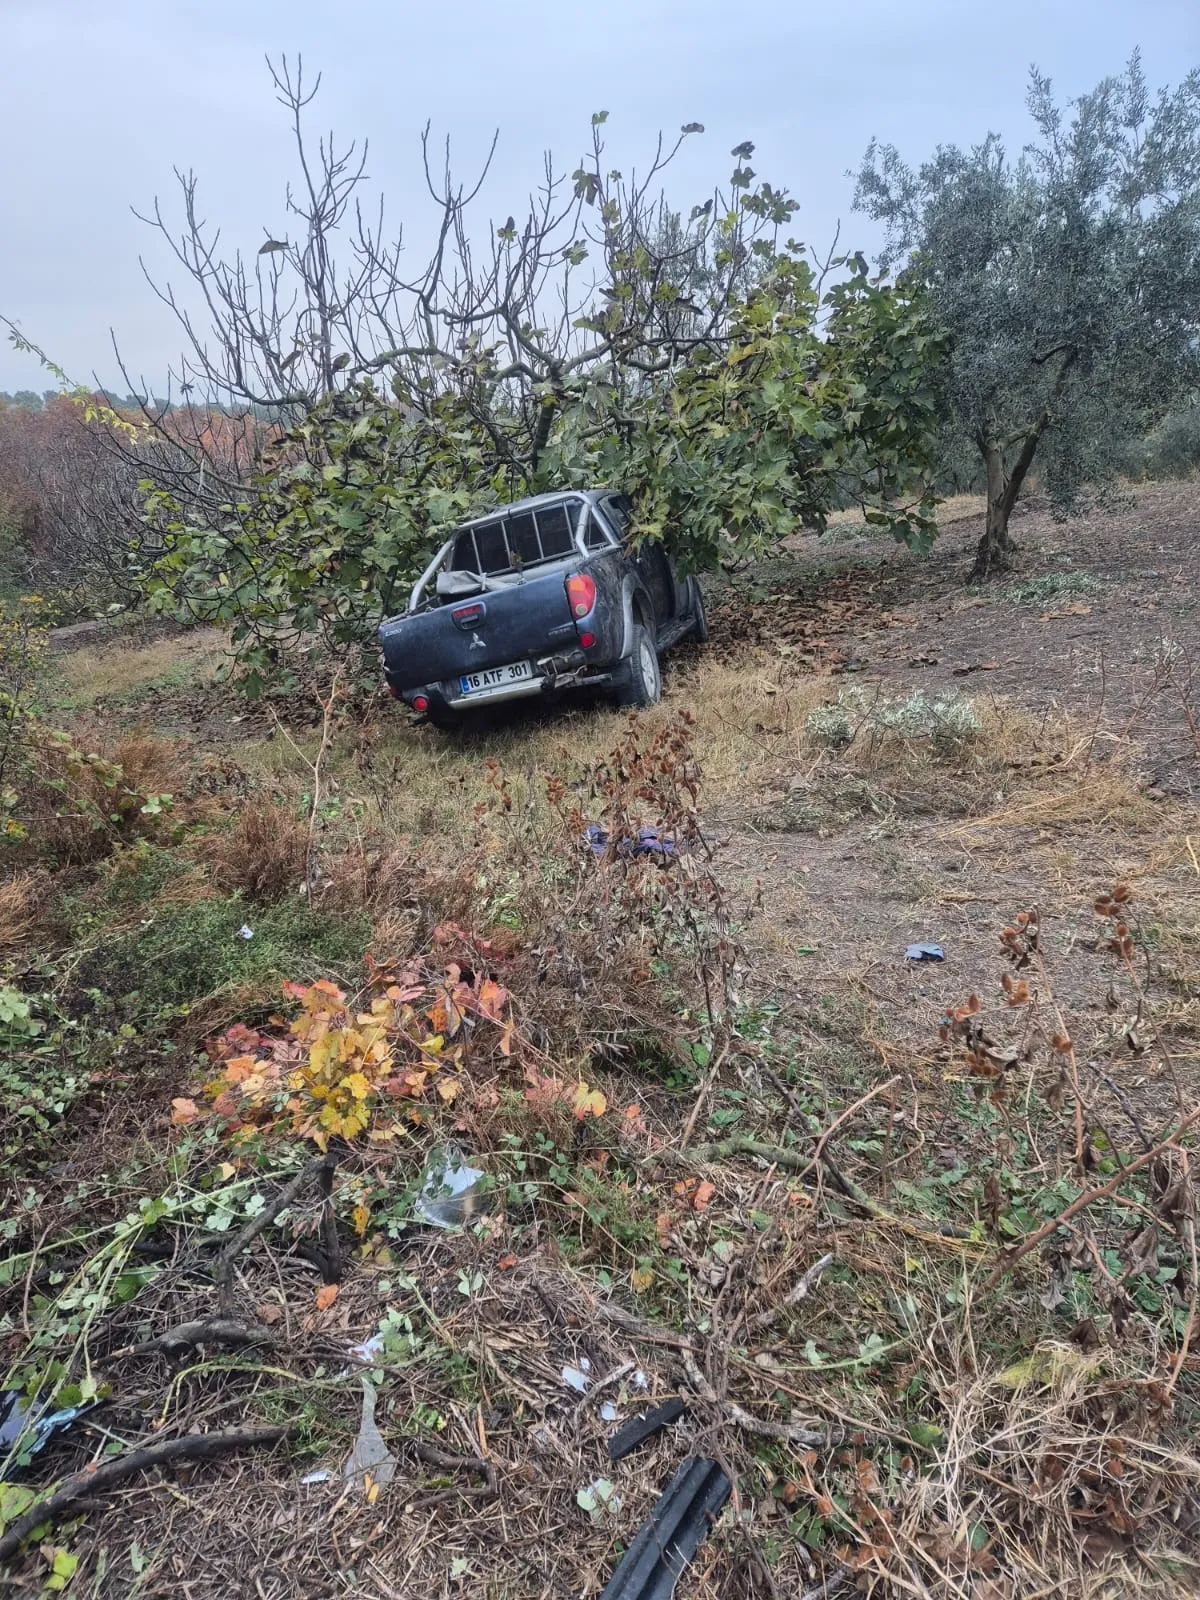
[379,488,707,727]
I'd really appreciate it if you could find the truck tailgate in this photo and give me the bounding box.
[379,570,577,689]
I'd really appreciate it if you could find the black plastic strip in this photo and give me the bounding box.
[599,1456,731,1600]
[608,1398,687,1463]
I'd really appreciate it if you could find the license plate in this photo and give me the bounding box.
[459,660,535,696]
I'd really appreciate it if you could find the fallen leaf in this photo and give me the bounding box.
[572,1081,607,1120]
[693,1180,715,1212]
[170,1097,199,1126]
[315,1284,340,1312]
[631,1263,654,1293]
[497,1253,518,1270]
[352,1203,370,1238]
[256,1303,283,1326]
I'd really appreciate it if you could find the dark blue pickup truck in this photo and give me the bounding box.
[379,488,707,727]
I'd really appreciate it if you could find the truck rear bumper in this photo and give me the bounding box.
[394,654,615,715]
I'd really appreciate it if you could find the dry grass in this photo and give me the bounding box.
[199,796,310,903]
[237,665,1063,855]
[49,626,228,709]
[0,868,45,951]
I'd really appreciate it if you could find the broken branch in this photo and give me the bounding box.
[0,1426,289,1560]
[681,1350,826,1450]
[104,1317,278,1362]
[747,1252,835,1332]
[213,1153,336,1314]
[983,1102,1200,1289]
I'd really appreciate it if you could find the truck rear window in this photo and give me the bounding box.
[450,500,583,576]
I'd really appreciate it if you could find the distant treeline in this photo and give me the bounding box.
[0,390,274,418]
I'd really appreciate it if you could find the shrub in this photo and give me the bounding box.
[0,986,87,1165]
[996,572,1102,606]
[201,797,310,903]
[804,700,855,749]
[805,686,982,755]
[1142,402,1200,478]
[8,724,177,864]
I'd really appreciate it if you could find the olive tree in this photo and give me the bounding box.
[855,52,1200,578]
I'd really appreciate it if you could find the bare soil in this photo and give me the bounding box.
[704,483,1200,1108]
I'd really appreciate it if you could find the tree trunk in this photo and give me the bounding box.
[970,349,1078,583]
[972,439,1013,581]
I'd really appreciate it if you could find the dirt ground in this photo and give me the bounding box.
[699,483,1200,1107]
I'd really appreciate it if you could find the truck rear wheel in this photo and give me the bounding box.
[616,622,662,708]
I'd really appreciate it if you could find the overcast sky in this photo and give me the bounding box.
[1,0,1197,392]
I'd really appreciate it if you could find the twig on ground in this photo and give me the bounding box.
[0,1426,289,1560]
[1094,1065,1154,1152]
[663,1128,975,1242]
[1165,1147,1198,1397]
[573,1360,636,1420]
[531,1274,699,1350]
[813,1076,900,1165]
[681,1350,826,1449]
[983,1101,1200,1289]
[212,1153,337,1315]
[411,1440,497,1505]
[104,1317,278,1362]
[747,1253,835,1332]
[679,1043,729,1149]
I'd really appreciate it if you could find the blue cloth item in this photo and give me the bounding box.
[905,943,944,962]
[585,824,677,861]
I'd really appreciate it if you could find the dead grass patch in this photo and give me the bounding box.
[199,797,310,903]
[49,627,228,709]
[0,869,46,952]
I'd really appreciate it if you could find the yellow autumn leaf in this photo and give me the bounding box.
[352,1202,370,1237]
[436,1077,461,1104]
[423,1035,445,1056]
[344,1072,372,1100]
[631,1264,654,1293]
[572,1082,607,1120]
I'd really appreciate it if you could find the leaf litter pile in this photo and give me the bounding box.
[2,709,1200,1599]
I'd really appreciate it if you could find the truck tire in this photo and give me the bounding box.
[616,621,662,708]
[688,577,709,644]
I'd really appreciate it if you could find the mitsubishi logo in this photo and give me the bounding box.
[469,633,487,650]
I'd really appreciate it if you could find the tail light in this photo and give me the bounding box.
[451,601,486,630]
[412,694,429,713]
[579,631,596,649]
[565,574,596,620]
